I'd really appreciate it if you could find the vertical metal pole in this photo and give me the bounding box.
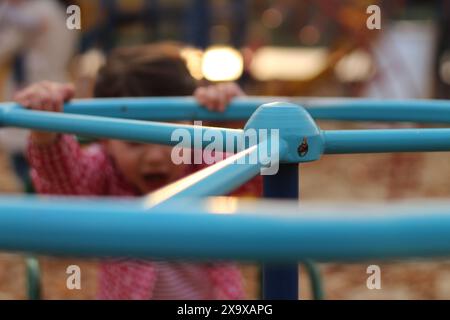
[262,164,299,300]
[185,0,210,49]
[231,0,248,48]
[144,0,161,41]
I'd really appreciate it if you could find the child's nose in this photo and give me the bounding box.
[142,145,171,165]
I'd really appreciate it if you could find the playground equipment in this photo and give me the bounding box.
[1,97,450,299]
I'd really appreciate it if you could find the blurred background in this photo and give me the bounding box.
[1,0,450,300]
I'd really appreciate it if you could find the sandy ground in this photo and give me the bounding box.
[1,121,450,299]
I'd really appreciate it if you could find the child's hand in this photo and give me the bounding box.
[194,82,245,112]
[14,81,75,146]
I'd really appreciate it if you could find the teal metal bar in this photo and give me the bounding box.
[5,102,450,158]
[4,97,450,123]
[1,197,450,261]
[0,107,242,150]
[25,256,41,300]
[301,260,325,300]
[61,97,265,120]
[58,97,450,124]
[144,141,281,206]
[0,98,263,121]
[302,98,450,124]
[323,129,450,154]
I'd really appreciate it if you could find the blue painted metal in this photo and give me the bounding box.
[230,0,249,48]
[262,164,299,300]
[245,102,308,299]
[4,102,450,158]
[59,97,450,123]
[1,196,450,261]
[303,99,450,123]
[0,106,243,151]
[3,96,450,303]
[243,101,306,299]
[59,97,262,121]
[323,129,450,154]
[244,102,323,163]
[25,257,41,300]
[144,141,284,206]
[185,0,210,48]
[302,260,325,300]
[5,97,450,123]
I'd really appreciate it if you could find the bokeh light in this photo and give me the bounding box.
[439,52,450,85]
[180,47,204,80]
[201,46,244,82]
[261,8,283,29]
[334,49,374,83]
[299,25,321,45]
[250,46,327,81]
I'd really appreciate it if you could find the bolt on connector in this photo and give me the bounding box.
[298,138,308,157]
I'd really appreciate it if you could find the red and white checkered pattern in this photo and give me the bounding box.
[28,135,261,300]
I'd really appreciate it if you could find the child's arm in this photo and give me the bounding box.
[15,82,108,195]
[14,81,75,146]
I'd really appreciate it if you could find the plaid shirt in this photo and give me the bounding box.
[28,134,261,299]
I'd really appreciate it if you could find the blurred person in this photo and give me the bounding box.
[14,43,261,299]
[0,0,78,190]
[0,0,77,89]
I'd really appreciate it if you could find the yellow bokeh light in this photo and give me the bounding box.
[206,197,238,215]
[201,46,244,82]
[250,46,327,81]
[335,49,374,83]
[180,47,204,81]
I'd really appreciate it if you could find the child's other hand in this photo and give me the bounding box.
[14,81,74,112]
[14,81,75,146]
[194,82,245,112]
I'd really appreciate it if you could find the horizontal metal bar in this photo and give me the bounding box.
[0,106,242,150]
[322,128,450,154]
[145,141,285,206]
[4,105,450,157]
[302,98,450,123]
[1,196,450,261]
[0,98,265,121]
[4,97,450,123]
[61,97,265,121]
[55,97,450,123]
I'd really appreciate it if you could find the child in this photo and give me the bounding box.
[15,43,259,300]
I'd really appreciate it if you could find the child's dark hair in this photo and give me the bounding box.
[94,42,197,98]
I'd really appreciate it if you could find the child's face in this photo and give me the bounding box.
[106,140,189,194]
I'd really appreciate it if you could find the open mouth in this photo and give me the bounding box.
[141,172,170,190]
